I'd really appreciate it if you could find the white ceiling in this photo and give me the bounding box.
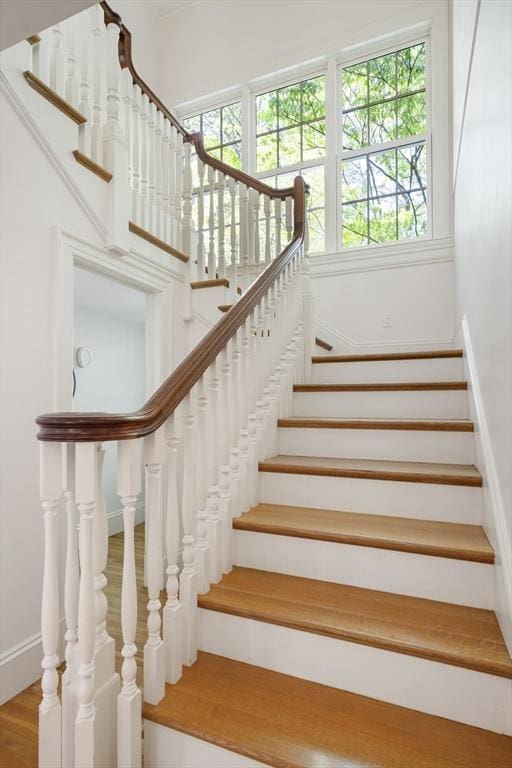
[74,268,146,323]
[150,0,206,19]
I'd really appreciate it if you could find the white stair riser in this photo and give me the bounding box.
[233,530,493,608]
[145,721,269,768]
[312,357,464,384]
[259,472,482,525]
[278,427,474,464]
[293,390,468,419]
[199,610,512,735]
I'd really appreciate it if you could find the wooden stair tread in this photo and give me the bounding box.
[259,455,483,487]
[278,417,474,432]
[199,569,512,677]
[315,336,333,351]
[312,349,464,363]
[129,221,189,262]
[143,653,512,768]
[233,503,494,563]
[191,278,229,289]
[294,381,468,391]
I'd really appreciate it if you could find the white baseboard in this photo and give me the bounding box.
[0,618,65,705]
[108,500,145,536]
[460,314,512,654]
[315,317,454,354]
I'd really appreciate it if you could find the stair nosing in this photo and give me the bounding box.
[293,381,468,392]
[312,350,464,364]
[277,418,474,432]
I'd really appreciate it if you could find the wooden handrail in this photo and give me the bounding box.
[100,1,295,200]
[36,176,306,442]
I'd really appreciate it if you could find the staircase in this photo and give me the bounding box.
[1,1,510,766]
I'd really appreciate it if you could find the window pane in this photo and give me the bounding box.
[368,52,396,102]
[369,100,396,144]
[398,191,427,239]
[342,157,367,202]
[279,126,301,166]
[302,76,325,121]
[368,149,396,197]
[302,120,326,161]
[278,82,302,128]
[397,92,426,138]
[302,165,325,209]
[257,133,278,171]
[397,43,426,94]
[342,63,368,109]
[222,143,242,169]
[342,201,368,246]
[308,208,325,253]
[182,114,200,133]
[276,171,296,189]
[397,142,426,191]
[369,195,397,243]
[222,103,242,143]
[256,91,277,133]
[202,108,221,149]
[343,108,368,150]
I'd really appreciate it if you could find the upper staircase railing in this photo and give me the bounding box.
[26,3,314,767]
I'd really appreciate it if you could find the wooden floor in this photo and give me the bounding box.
[199,566,512,677]
[0,524,147,768]
[144,652,512,768]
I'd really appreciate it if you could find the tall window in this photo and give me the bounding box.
[340,43,428,247]
[182,102,242,168]
[255,76,326,253]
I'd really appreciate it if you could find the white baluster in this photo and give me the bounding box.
[163,414,183,684]
[218,348,233,573]
[168,126,177,245]
[117,439,142,768]
[239,184,249,289]
[62,443,79,768]
[148,101,157,234]
[229,179,238,286]
[207,164,216,277]
[238,320,251,514]
[264,195,271,264]
[206,362,222,583]
[194,377,211,594]
[253,191,261,273]
[122,70,133,214]
[155,111,164,238]
[140,93,149,230]
[49,24,64,95]
[217,172,226,279]
[181,141,193,256]
[247,310,259,508]
[196,158,206,278]
[302,254,315,384]
[174,132,183,247]
[180,393,198,665]
[131,84,141,226]
[75,442,97,768]
[285,194,293,241]
[274,197,282,258]
[161,118,170,244]
[90,7,103,164]
[39,441,62,768]
[32,31,50,83]
[78,19,91,156]
[229,333,242,518]
[93,445,109,652]
[64,18,78,106]
[247,188,255,273]
[143,433,165,705]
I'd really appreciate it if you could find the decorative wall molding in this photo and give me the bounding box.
[315,316,454,353]
[460,314,512,653]
[0,72,108,241]
[310,237,454,279]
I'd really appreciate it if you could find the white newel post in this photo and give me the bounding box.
[62,444,79,768]
[103,21,130,253]
[143,433,165,705]
[180,393,198,666]
[163,414,183,684]
[117,439,142,768]
[74,443,97,768]
[39,441,63,768]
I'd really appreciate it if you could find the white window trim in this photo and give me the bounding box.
[175,18,451,256]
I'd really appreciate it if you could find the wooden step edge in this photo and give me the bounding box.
[315,337,333,351]
[258,461,483,487]
[293,381,468,392]
[191,278,229,290]
[73,150,112,182]
[277,418,475,432]
[26,35,41,45]
[218,304,233,313]
[197,596,512,678]
[23,70,86,125]
[128,221,189,262]
[232,517,494,563]
[312,349,464,364]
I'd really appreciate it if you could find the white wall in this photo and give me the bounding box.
[74,269,146,531]
[113,0,164,97]
[451,0,512,647]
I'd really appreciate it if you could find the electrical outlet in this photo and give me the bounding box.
[383,313,392,328]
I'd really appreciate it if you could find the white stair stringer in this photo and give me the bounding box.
[198,608,512,735]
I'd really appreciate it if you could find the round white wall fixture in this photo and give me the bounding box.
[76,346,94,368]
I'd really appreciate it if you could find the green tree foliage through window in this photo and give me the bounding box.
[183,102,242,168]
